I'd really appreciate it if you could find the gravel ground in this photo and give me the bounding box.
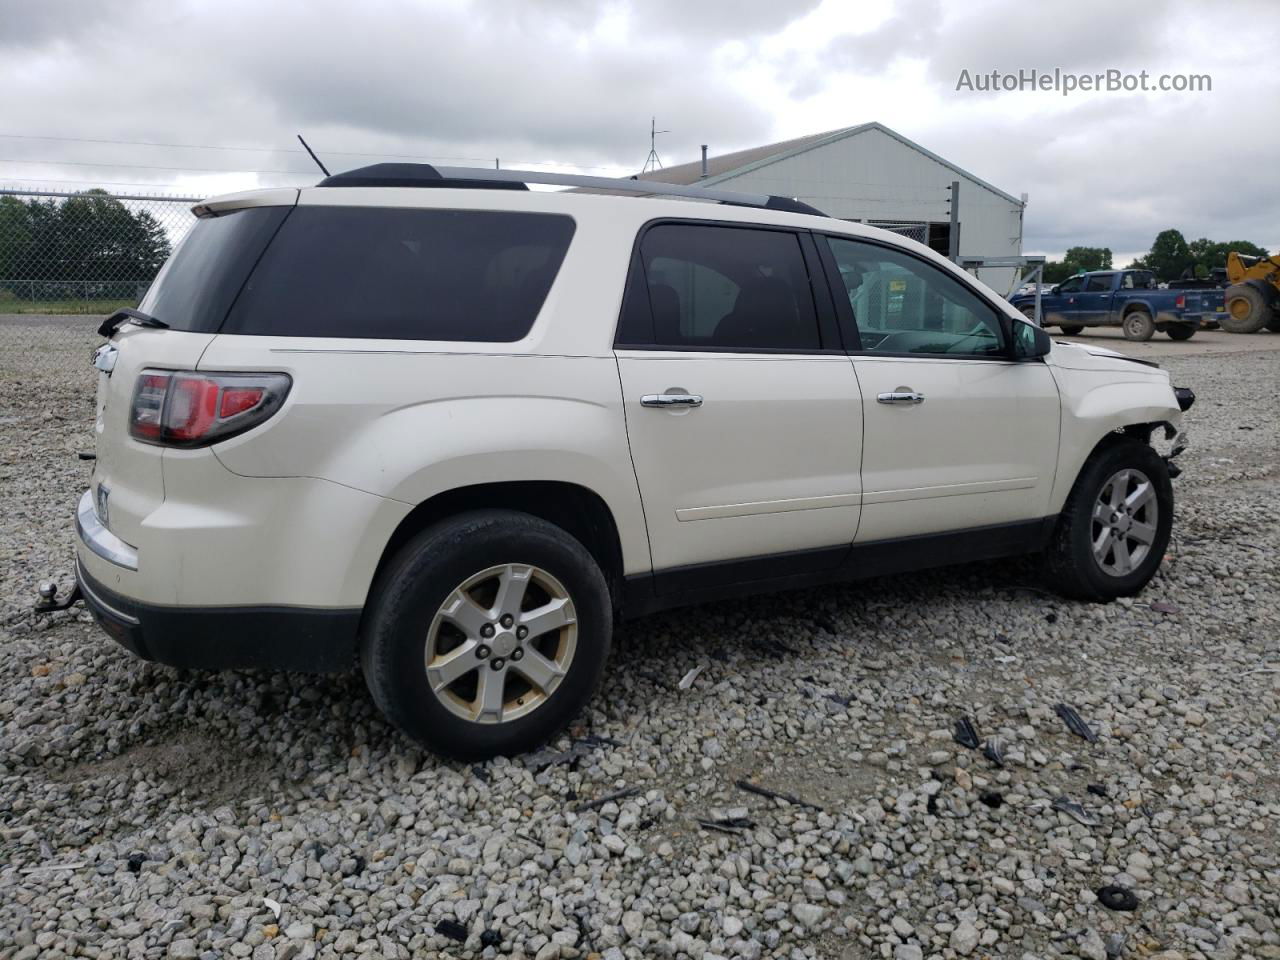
[1,328,1277,960]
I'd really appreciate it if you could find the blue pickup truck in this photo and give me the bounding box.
[1009,269,1228,341]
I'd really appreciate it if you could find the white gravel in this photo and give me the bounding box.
[2,327,1278,960]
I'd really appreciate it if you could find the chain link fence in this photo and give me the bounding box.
[0,186,198,384]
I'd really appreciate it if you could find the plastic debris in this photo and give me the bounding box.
[735,779,822,811]
[1087,783,1109,798]
[696,816,755,834]
[1054,703,1099,743]
[263,897,282,921]
[1052,795,1100,826]
[435,919,469,942]
[953,716,981,750]
[978,791,1003,809]
[982,737,1005,767]
[574,786,642,813]
[678,665,704,690]
[1095,885,1139,911]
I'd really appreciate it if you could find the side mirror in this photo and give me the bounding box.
[1049,284,1060,295]
[1012,318,1051,360]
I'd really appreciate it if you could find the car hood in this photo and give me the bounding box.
[1047,340,1166,375]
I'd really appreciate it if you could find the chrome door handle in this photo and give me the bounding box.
[877,390,925,405]
[641,393,703,408]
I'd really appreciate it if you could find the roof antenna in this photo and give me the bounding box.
[297,134,330,176]
[641,116,669,174]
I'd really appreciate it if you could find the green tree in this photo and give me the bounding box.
[1187,237,1269,277]
[1129,229,1194,280]
[1042,246,1113,284]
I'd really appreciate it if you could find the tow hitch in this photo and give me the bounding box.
[34,580,82,615]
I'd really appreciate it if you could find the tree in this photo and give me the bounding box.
[1187,237,1269,277]
[0,189,171,302]
[1129,229,1194,280]
[1042,246,1113,284]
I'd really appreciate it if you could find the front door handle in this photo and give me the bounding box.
[877,390,925,405]
[641,393,703,408]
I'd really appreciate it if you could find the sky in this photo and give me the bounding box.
[2,0,1277,263]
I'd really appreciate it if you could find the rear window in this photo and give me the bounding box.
[223,207,576,341]
[138,206,289,332]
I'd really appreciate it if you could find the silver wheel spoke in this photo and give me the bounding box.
[1129,519,1157,545]
[1092,526,1113,556]
[519,597,574,639]
[427,640,479,689]
[474,668,507,722]
[491,564,532,617]
[510,647,564,693]
[1125,481,1154,512]
[1111,536,1133,574]
[1092,501,1111,524]
[1108,476,1127,509]
[441,590,491,638]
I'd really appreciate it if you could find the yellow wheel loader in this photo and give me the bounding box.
[1222,251,1280,333]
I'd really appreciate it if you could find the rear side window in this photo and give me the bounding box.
[224,207,575,341]
[138,206,289,332]
[618,223,821,351]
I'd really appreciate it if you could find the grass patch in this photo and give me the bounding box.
[0,297,137,315]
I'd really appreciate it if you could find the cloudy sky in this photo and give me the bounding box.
[3,0,1277,262]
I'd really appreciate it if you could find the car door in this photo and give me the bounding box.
[614,221,863,587]
[1045,275,1084,327]
[1076,272,1117,325]
[818,234,1061,544]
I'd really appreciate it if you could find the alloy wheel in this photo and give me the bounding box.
[1090,468,1159,576]
[424,563,577,724]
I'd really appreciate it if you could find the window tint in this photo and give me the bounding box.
[138,206,290,332]
[224,207,575,341]
[624,224,821,350]
[1084,273,1115,292]
[823,236,1006,356]
[1057,276,1083,293]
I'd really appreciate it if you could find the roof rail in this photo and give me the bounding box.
[317,163,827,217]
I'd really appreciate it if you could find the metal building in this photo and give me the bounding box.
[639,122,1026,290]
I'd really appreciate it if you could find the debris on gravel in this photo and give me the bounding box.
[2,331,1279,958]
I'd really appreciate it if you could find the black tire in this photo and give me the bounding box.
[1121,310,1155,341]
[1221,284,1268,334]
[1166,325,1196,341]
[361,510,612,760]
[1043,437,1173,601]
[1265,313,1280,333]
[1060,324,1085,336]
[1018,304,1041,325]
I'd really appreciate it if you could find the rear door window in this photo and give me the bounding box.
[224,207,575,341]
[617,223,822,351]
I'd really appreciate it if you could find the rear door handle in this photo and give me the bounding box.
[877,390,925,405]
[641,393,703,408]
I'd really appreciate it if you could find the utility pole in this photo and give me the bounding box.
[945,180,961,261]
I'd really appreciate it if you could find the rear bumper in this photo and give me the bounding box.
[77,558,360,673]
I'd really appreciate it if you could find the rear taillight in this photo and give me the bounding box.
[128,370,291,447]
[1175,294,1186,309]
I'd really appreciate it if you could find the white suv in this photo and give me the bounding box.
[74,163,1193,758]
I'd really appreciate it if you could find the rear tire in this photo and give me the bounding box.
[1122,310,1155,341]
[1043,437,1173,601]
[1060,324,1085,336]
[1222,284,1268,334]
[1166,325,1196,341]
[1266,313,1280,333]
[361,510,612,760]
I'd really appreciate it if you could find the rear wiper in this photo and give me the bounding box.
[98,307,169,338]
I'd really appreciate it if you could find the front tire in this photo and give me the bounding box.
[361,510,612,760]
[1222,284,1268,334]
[1166,325,1196,341]
[1122,310,1155,341]
[1043,437,1173,601]
[1060,324,1085,336]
